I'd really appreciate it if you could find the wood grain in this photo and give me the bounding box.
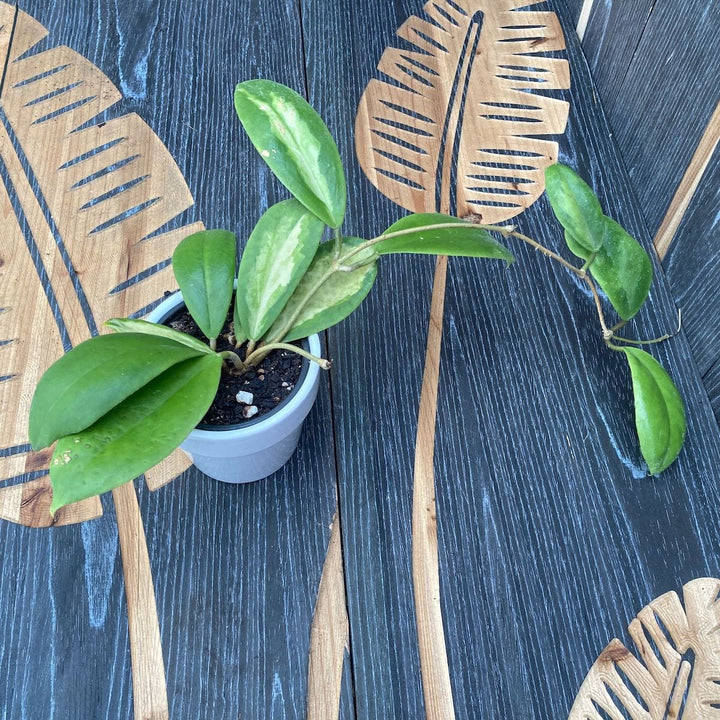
[568,577,720,718]
[577,0,720,237]
[310,1,720,718]
[654,99,720,260]
[0,1,205,520]
[1,1,342,718]
[355,0,570,223]
[0,475,102,526]
[306,513,349,720]
[412,255,456,720]
[113,481,168,720]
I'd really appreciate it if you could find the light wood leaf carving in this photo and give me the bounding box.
[0,3,199,525]
[569,577,720,719]
[355,0,570,221]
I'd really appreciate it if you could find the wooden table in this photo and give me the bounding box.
[1,1,719,718]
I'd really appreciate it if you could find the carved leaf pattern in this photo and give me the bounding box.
[0,3,200,525]
[355,0,570,221]
[569,577,720,719]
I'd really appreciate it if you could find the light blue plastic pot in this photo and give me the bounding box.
[147,291,320,484]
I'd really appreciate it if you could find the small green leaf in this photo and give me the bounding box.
[565,218,653,320]
[172,229,236,343]
[49,353,222,514]
[377,213,514,262]
[622,347,686,474]
[234,79,346,228]
[545,163,605,253]
[266,238,378,342]
[593,218,653,320]
[30,333,207,449]
[105,317,214,354]
[236,199,324,340]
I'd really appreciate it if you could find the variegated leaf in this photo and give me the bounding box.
[0,3,200,524]
[355,0,570,221]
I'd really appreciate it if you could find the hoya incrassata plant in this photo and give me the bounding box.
[29,80,513,514]
[29,80,685,515]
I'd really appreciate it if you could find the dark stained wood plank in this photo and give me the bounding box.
[0,2,347,719]
[664,146,720,418]
[304,0,720,717]
[579,0,720,237]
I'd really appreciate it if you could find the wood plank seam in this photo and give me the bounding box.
[654,100,720,260]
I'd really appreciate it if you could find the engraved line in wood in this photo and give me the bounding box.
[306,513,350,720]
[355,2,570,716]
[654,99,720,261]
[413,254,456,720]
[355,0,570,225]
[568,577,720,719]
[0,2,204,523]
[576,0,595,42]
[113,481,169,720]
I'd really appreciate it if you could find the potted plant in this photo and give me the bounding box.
[28,80,685,516]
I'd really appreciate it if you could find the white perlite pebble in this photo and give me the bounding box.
[235,390,254,405]
[242,405,259,419]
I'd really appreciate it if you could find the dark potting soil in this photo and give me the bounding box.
[166,308,303,427]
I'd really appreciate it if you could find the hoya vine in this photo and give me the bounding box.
[29,80,685,515]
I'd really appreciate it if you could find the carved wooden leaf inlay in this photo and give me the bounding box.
[355,0,570,221]
[0,3,198,526]
[569,577,720,719]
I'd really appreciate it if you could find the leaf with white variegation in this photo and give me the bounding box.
[236,199,324,340]
[266,239,378,343]
[235,79,346,228]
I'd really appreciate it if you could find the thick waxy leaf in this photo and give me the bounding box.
[236,199,324,340]
[105,317,214,354]
[545,163,605,253]
[564,217,653,320]
[49,353,222,514]
[234,79,346,228]
[377,213,513,262]
[267,238,378,342]
[30,333,206,449]
[622,347,686,474]
[172,229,236,343]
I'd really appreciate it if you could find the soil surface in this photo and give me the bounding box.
[166,307,303,427]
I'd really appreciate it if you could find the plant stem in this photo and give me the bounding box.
[219,350,247,372]
[244,342,332,370]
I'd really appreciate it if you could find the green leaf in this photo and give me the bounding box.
[377,213,514,262]
[622,347,686,475]
[234,79,346,228]
[172,229,236,343]
[49,354,222,514]
[266,238,378,342]
[593,218,653,320]
[29,333,206,449]
[545,163,605,253]
[105,317,214,354]
[236,199,324,340]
